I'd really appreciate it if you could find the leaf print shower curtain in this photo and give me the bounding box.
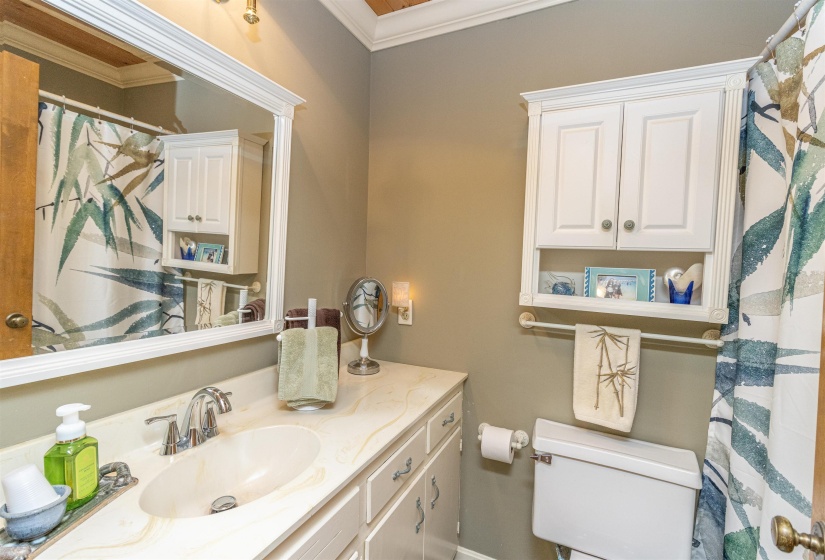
[692,4,825,559]
[32,103,184,352]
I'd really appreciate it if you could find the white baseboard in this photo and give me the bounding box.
[456,546,498,560]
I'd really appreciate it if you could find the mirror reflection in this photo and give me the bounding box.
[343,278,388,375]
[1,0,274,359]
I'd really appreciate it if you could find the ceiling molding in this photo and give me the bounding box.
[1,21,180,88]
[318,0,577,51]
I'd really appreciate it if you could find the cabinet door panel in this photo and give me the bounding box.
[365,471,425,560]
[535,104,622,248]
[197,144,233,234]
[618,91,721,250]
[424,429,461,560]
[166,147,199,231]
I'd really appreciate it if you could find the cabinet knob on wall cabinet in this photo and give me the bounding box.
[5,313,29,329]
[601,220,612,230]
[623,220,636,231]
[187,215,194,222]
[195,215,202,222]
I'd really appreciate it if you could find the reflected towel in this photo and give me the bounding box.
[573,324,640,432]
[196,279,226,328]
[215,310,240,327]
[241,298,266,323]
[286,307,342,369]
[278,326,338,408]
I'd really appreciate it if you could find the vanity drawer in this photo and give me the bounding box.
[366,427,426,522]
[427,392,462,452]
[281,487,360,560]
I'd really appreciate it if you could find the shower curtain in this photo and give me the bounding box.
[32,103,184,352]
[692,4,825,559]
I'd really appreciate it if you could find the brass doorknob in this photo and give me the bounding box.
[5,313,29,329]
[771,516,825,556]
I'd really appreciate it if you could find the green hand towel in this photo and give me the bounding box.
[278,326,339,406]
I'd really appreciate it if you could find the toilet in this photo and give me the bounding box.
[531,419,702,560]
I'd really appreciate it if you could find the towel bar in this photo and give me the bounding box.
[518,312,723,348]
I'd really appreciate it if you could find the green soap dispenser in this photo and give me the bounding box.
[44,403,99,510]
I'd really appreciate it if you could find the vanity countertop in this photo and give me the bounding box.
[0,360,467,559]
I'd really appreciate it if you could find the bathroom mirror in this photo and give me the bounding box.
[0,0,304,388]
[342,277,388,375]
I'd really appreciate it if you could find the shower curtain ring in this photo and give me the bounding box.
[96,106,101,125]
[130,117,135,133]
[766,36,776,59]
[794,1,803,30]
[61,95,66,110]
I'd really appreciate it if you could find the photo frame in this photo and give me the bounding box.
[195,243,225,265]
[584,267,655,302]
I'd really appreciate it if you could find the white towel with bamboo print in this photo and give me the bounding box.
[573,324,641,432]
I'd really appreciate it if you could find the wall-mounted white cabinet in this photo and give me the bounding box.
[521,58,759,323]
[161,129,265,275]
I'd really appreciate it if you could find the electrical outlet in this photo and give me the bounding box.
[398,300,413,325]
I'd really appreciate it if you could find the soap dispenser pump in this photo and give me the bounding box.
[44,403,99,510]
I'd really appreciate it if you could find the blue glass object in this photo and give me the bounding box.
[668,279,694,304]
[179,247,196,261]
[551,281,575,296]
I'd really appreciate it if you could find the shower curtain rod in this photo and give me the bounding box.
[758,0,819,62]
[39,90,167,135]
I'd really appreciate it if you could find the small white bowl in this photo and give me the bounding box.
[0,485,71,542]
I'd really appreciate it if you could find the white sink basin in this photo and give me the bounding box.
[139,426,320,518]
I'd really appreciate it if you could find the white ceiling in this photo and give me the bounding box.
[317,0,577,52]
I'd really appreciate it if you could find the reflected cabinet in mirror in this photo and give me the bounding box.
[0,0,304,387]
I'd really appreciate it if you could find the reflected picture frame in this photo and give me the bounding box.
[584,267,655,302]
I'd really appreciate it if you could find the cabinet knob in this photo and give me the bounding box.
[5,313,29,329]
[601,220,612,230]
[195,215,202,222]
[187,215,194,222]
[623,220,636,231]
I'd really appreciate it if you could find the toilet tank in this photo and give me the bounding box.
[532,419,702,560]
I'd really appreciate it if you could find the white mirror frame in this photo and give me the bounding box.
[0,0,304,388]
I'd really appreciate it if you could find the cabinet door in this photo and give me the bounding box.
[365,470,426,560]
[424,429,461,560]
[196,144,233,234]
[535,104,622,249]
[618,91,721,250]
[166,146,199,231]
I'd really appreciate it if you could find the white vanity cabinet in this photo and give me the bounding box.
[271,390,464,560]
[161,129,265,274]
[521,58,759,323]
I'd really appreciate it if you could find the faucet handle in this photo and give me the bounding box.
[202,402,220,438]
[145,414,181,456]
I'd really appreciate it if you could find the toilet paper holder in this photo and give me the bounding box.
[477,423,530,450]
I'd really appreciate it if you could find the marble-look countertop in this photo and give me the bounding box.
[0,358,467,559]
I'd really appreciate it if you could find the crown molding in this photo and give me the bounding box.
[318,0,577,52]
[1,21,180,88]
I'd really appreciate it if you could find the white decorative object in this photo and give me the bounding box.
[662,267,685,291]
[162,130,265,275]
[1,465,59,514]
[674,263,704,292]
[1,0,304,388]
[519,58,759,324]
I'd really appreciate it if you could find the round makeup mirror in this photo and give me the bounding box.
[342,277,389,375]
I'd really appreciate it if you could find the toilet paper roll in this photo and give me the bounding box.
[480,425,515,464]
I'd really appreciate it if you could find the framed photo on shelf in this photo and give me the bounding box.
[584,267,655,302]
[195,243,224,265]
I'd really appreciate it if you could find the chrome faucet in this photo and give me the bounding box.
[145,387,233,456]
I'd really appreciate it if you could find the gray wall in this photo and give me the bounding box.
[365,1,793,558]
[0,0,370,447]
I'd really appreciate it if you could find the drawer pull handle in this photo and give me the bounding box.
[430,476,440,509]
[392,457,413,480]
[415,497,425,533]
[441,413,455,427]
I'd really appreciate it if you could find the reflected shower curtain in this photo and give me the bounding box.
[32,103,184,352]
[692,4,825,559]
